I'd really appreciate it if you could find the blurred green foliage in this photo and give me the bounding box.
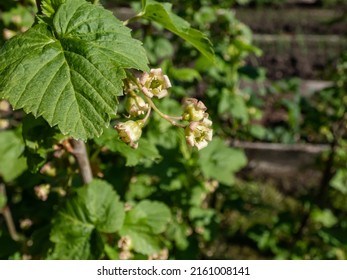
[0,0,347,260]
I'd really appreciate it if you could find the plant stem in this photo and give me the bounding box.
[123,12,144,26]
[141,105,152,125]
[35,0,42,14]
[143,95,185,128]
[0,184,20,241]
[71,140,93,184]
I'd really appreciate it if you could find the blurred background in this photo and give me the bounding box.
[0,0,347,259]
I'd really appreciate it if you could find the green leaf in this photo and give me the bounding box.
[218,90,249,124]
[2,5,35,28]
[331,169,347,195]
[0,0,148,140]
[104,244,119,260]
[249,124,267,139]
[41,0,66,17]
[142,1,214,62]
[169,67,201,82]
[199,137,247,186]
[84,180,125,233]
[0,130,27,182]
[120,222,161,255]
[126,174,156,200]
[189,206,217,241]
[311,208,338,228]
[120,200,171,255]
[22,115,63,172]
[130,200,171,234]
[95,127,161,167]
[49,179,124,259]
[166,219,189,250]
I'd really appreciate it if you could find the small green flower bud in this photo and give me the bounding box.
[182,98,207,122]
[185,118,213,150]
[125,95,149,117]
[115,120,143,149]
[140,68,171,99]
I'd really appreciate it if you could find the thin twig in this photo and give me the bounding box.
[143,95,185,128]
[0,184,20,241]
[123,12,144,26]
[70,140,93,184]
[290,133,339,248]
[35,0,42,15]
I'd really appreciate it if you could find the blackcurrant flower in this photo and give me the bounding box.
[115,120,143,149]
[185,118,213,150]
[140,68,171,99]
[125,95,149,117]
[182,98,207,122]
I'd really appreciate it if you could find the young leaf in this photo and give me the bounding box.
[128,200,171,234]
[0,130,27,182]
[142,1,214,62]
[119,200,171,255]
[41,0,66,17]
[49,179,124,259]
[120,222,161,255]
[199,137,247,186]
[0,0,148,140]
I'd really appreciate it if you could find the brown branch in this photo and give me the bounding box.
[70,139,93,184]
[35,0,42,15]
[0,184,20,242]
[290,137,339,247]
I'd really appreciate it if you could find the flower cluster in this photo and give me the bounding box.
[182,97,213,150]
[115,68,212,150]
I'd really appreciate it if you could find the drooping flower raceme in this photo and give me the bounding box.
[117,69,213,150]
[139,68,172,99]
[115,120,143,149]
[185,117,213,150]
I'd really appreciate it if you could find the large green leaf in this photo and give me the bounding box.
[0,0,148,140]
[119,200,171,255]
[199,137,247,186]
[49,179,124,259]
[0,130,27,182]
[142,1,214,62]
